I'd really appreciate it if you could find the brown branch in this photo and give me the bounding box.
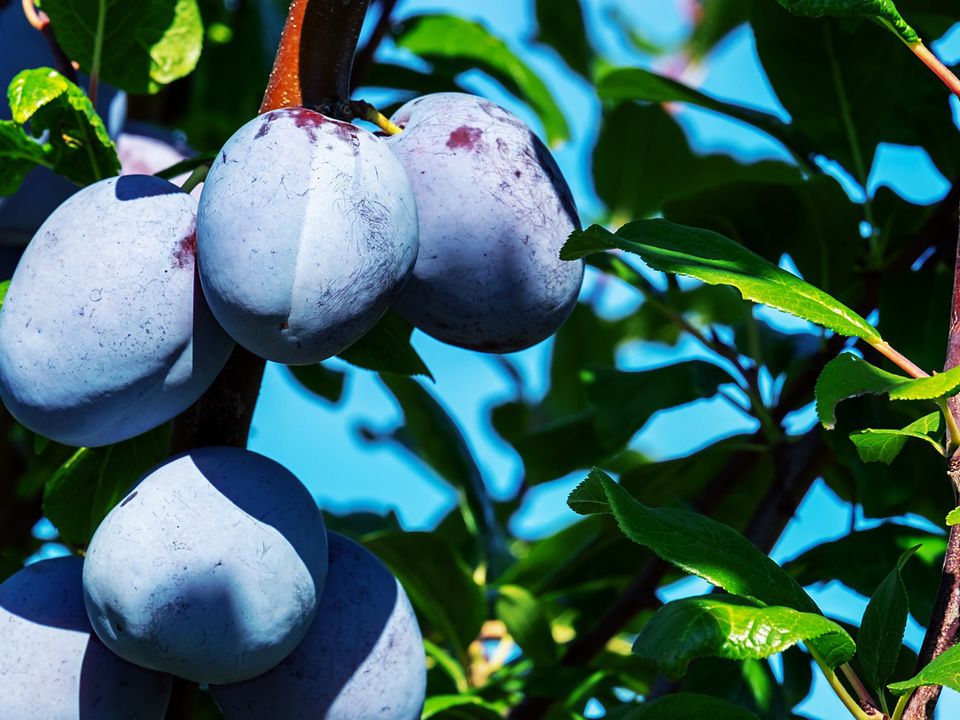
[165,2,375,717]
[903,198,960,720]
[350,0,399,91]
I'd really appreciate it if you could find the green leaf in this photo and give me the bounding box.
[633,595,855,679]
[889,642,960,695]
[751,2,958,184]
[372,375,502,566]
[562,220,879,343]
[287,364,345,404]
[858,547,918,697]
[568,470,823,621]
[494,361,731,485]
[422,696,503,720]
[947,508,960,526]
[597,67,788,137]
[784,523,946,626]
[817,354,960,429]
[0,120,53,196]
[592,103,798,223]
[850,412,944,464]
[623,693,761,719]
[424,639,470,693]
[816,354,907,428]
[8,68,119,185]
[363,531,485,660]
[42,425,172,547]
[776,0,918,43]
[495,584,558,666]
[42,0,203,94]
[0,280,9,306]
[338,311,432,379]
[535,0,592,77]
[394,14,569,145]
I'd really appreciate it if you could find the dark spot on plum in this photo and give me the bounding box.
[254,111,281,139]
[120,491,138,507]
[447,126,483,150]
[220,150,228,164]
[173,231,197,269]
[514,170,522,178]
[288,108,326,142]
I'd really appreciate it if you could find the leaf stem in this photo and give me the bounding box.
[937,399,960,453]
[811,648,883,720]
[840,662,881,712]
[892,690,913,720]
[909,42,960,99]
[870,341,929,379]
[88,0,107,106]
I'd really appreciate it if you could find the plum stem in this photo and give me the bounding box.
[261,0,373,114]
[355,100,403,134]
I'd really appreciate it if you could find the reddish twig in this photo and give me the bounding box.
[21,0,78,83]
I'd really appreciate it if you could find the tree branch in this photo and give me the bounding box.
[903,198,960,720]
[351,0,399,91]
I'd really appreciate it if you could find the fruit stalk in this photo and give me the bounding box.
[261,0,373,115]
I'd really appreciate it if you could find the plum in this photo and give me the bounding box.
[0,174,234,447]
[211,532,425,720]
[385,92,584,352]
[0,556,172,719]
[83,447,329,684]
[196,106,419,365]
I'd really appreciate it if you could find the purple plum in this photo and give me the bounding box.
[0,175,234,447]
[211,532,426,720]
[196,107,419,365]
[83,447,329,684]
[0,556,172,719]
[386,92,584,352]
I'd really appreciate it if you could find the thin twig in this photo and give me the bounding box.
[909,42,960,99]
[21,0,78,82]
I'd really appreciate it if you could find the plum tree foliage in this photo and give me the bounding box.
[1,0,960,720]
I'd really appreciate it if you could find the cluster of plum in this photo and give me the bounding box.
[1,448,425,719]
[0,5,582,713]
[0,89,583,446]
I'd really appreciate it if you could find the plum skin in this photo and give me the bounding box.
[386,92,584,353]
[0,556,172,720]
[0,175,234,447]
[211,532,426,720]
[197,107,419,365]
[82,447,329,684]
